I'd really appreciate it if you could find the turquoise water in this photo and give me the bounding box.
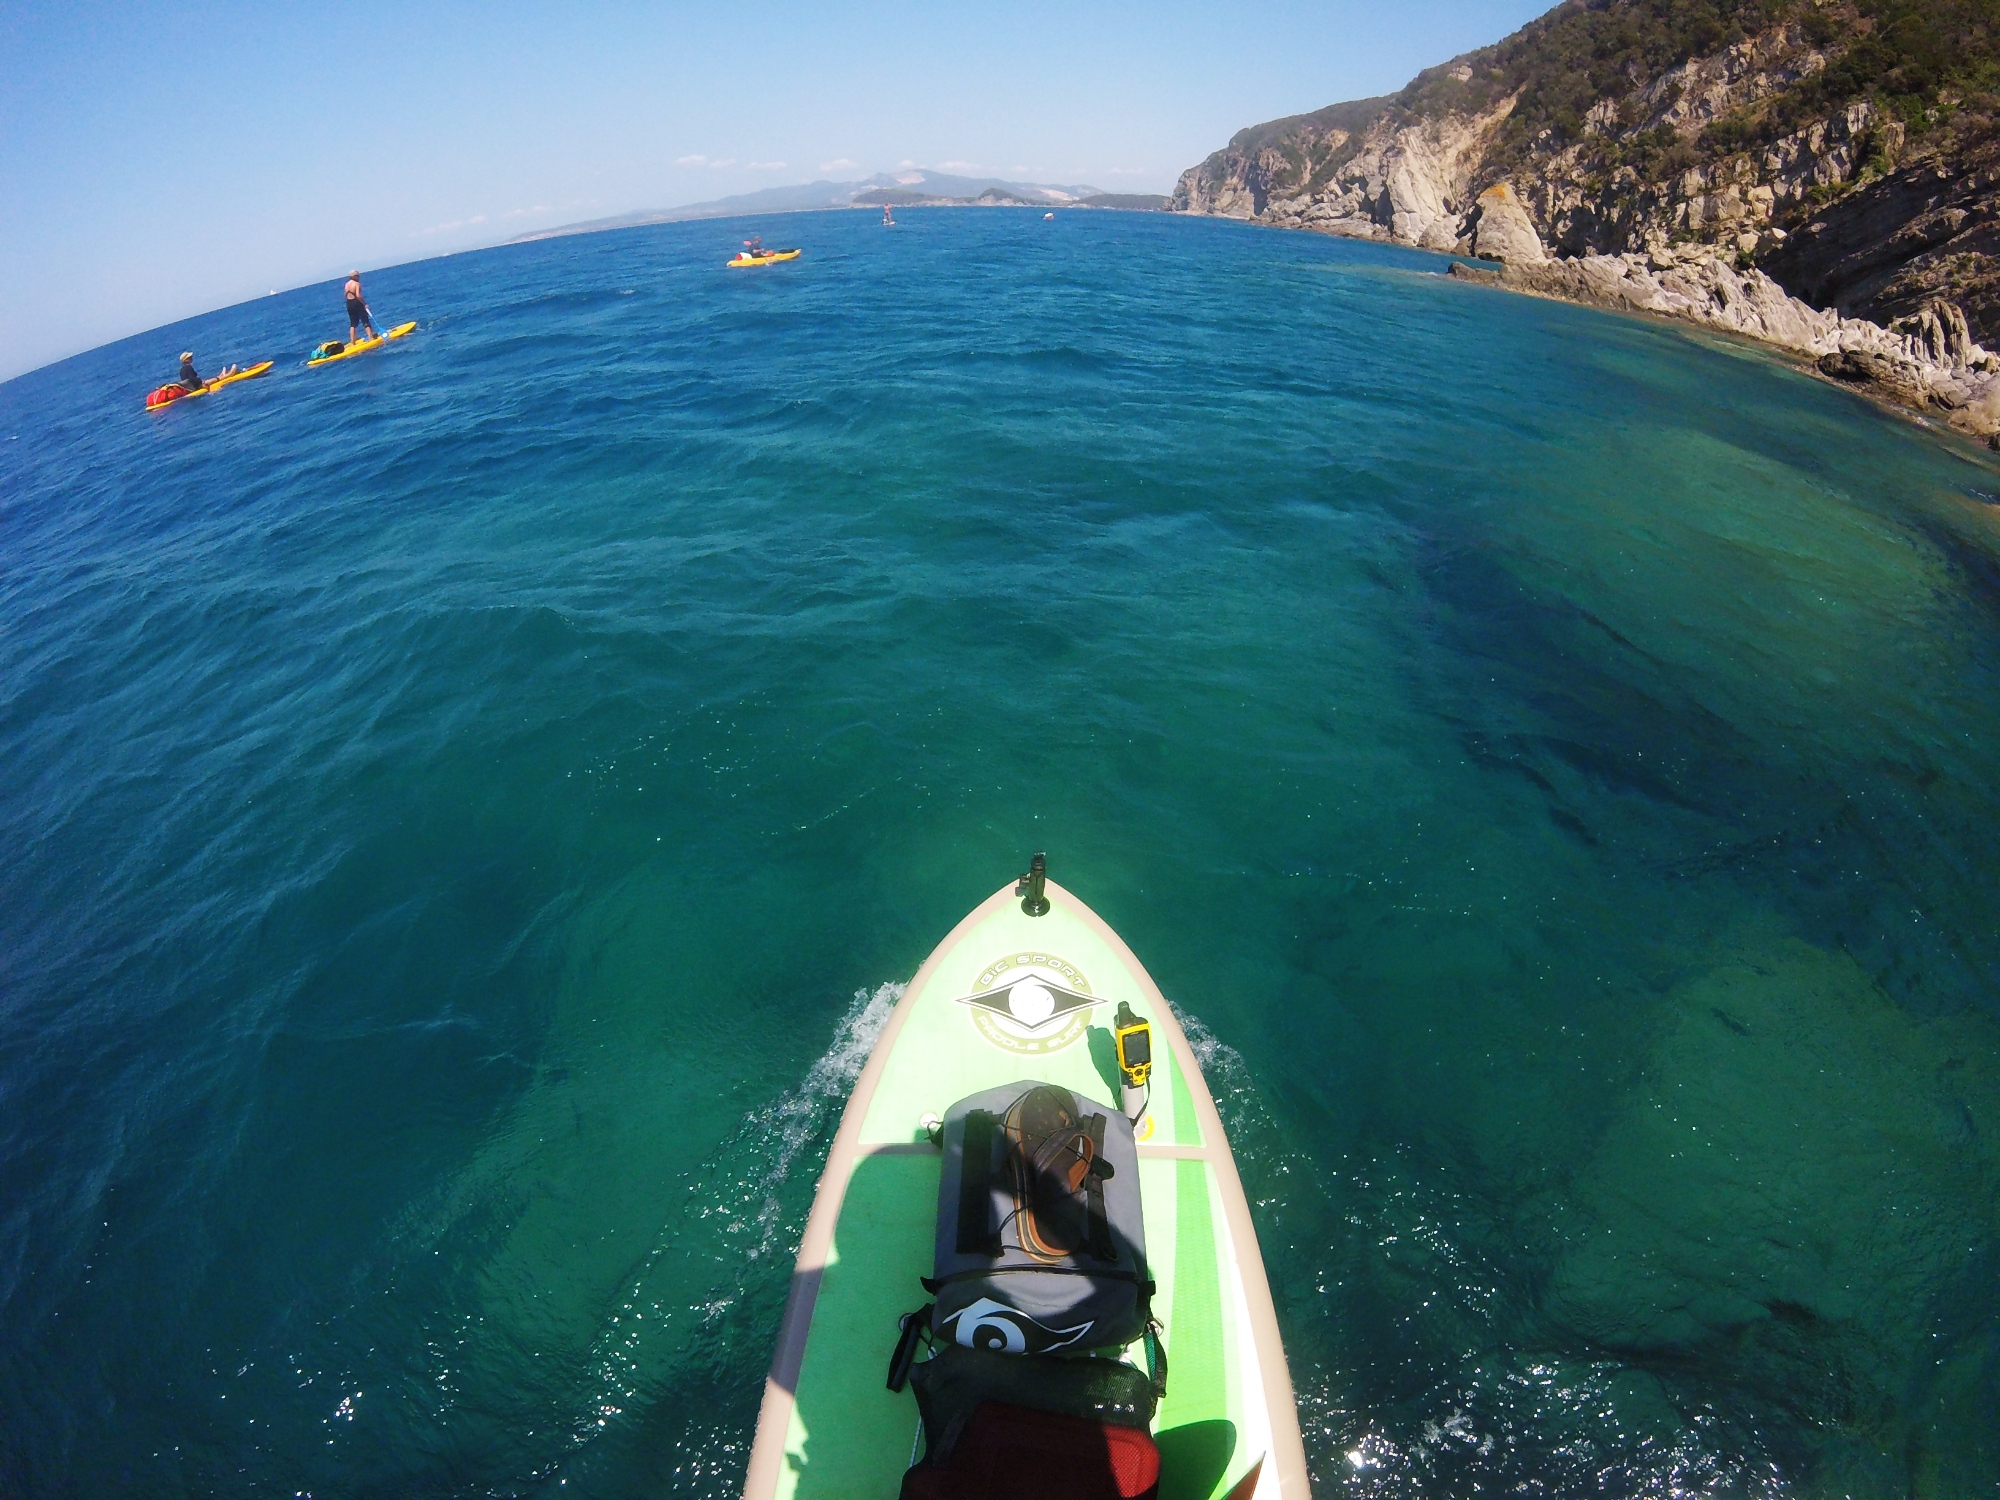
[3,208,1999,1497]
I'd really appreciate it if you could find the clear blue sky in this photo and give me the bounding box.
[0,0,1547,382]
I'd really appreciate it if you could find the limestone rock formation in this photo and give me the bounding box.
[1469,183,1546,264]
[1167,19,1901,278]
[1173,94,1519,252]
[1764,143,2000,339]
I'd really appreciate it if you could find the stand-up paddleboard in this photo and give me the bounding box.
[144,361,274,410]
[743,860,1309,1500]
[307,322,417,367]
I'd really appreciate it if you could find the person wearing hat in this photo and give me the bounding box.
[344,271,380,345]
[176,351,238,392]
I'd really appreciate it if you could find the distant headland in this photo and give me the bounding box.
[512,170,1168,244]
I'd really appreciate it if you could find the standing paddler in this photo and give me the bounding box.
[344,271,380,345]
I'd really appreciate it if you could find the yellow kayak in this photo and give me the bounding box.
[727,249,801,268]
[144,361,274,411]
[307,321,418,367]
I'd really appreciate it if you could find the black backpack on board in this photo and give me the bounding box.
[888,1080,1167,1500]
[927,1079,1151,1355]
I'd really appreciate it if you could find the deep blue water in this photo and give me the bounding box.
[4,207,2000,1497]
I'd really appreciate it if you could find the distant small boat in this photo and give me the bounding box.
[1044,212,1055,220]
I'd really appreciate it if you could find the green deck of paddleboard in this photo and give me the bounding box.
[770,892,1273,1500]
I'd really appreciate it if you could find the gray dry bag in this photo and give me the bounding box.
[924,1080,1150,1357]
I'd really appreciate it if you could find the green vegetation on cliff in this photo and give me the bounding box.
[1404,0,2000,163]
[1194,0,2000,216]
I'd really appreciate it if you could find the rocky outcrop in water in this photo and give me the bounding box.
[1170,0,2000,440]
[1468,183,1548,265]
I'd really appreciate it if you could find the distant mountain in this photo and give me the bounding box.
[850,186,1171,210]
[521,181,862,237]
[511,171,1110,242]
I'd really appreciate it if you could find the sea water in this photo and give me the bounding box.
[3,208,1998,1497]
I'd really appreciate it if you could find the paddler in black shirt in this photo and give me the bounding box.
[177,351,237,391]
[344,271,380,345]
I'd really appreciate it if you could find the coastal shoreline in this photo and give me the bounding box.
[1438,254,2000,458]
[1187,206,2000,457]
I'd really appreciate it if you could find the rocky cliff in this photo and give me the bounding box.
[1172,0,2000,437]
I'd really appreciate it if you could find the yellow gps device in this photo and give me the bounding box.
[1114,1001,1152,1090]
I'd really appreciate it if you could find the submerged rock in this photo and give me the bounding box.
[1545,936,2000,1488]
